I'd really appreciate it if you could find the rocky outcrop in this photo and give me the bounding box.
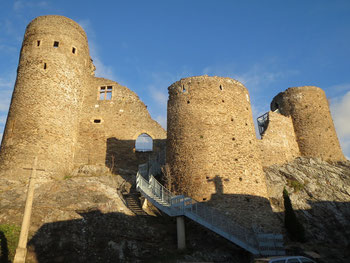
[1,158,349,262]
[265,157,350,263]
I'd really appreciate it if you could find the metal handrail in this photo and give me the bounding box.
[136,169,284,255]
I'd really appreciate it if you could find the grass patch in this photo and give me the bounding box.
[287,179,305,192]
[0,224,20,262]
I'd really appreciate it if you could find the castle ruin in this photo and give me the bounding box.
[0,15,346,230]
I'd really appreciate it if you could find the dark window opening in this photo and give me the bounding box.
[187,100,190,104]
[37,40,41,46]
[99,86,112,100]
[53,41,59,47]
[222,100,225,103]
[202,198,207,201]
[239,177,242,181]
[135,133,153,152]
[232,137,235,141]
[220,85,223,90]
[182,85,186,92]
[72,47,76,54]
[44,63,47,69]
[94,119,101,123]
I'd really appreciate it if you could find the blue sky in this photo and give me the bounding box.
[0,0,350,158]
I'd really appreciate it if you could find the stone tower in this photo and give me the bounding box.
[167,76,278,230]
[271,86,345,162]
[0,15,94,178]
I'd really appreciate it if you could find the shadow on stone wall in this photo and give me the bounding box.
[26,208,249,263]
[25,199,350,262]
[25,196,350,263]
[205,175,282,233]
[105,137,166,175]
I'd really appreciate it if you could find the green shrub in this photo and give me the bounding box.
[287,179,304,192]
[0,224,20,262]
[283,188,306,242]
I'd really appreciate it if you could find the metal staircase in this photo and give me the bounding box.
[136,171,285,256]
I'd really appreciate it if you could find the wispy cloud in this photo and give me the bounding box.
[330,91,350,159]
[202,63,299,91]
[13,1,49,12]
[78,19,117,81]
[0,76,15,112]
[145,69,194,130]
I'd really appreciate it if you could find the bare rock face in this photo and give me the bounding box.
[264,157,350,263]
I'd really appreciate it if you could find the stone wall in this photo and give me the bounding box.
[74,77,166,173]
[271,86,345,162]
[259,111,300,167]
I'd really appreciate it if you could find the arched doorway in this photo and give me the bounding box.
[135,133,153,152]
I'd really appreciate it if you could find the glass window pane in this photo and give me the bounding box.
[99,92,105,100]
[106,91,112,100]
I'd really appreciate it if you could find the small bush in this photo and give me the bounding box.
[283,188,306,242]
[0,224,20,262]
[287,179,304,192]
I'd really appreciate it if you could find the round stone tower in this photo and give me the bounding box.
[271,86,345,162]
[0,15,94,178]
[167,76,280,230]
[168,75,268,199]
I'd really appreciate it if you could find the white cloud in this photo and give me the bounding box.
[330,91,350,158]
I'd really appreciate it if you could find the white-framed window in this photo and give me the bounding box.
[99,86,112,100]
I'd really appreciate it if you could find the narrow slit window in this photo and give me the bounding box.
[72,47,76,54]
[37,40,41,46]
[99,86,112,100]
[94,119,101,123]
[53,41,59,48]
[44,63,47,69]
